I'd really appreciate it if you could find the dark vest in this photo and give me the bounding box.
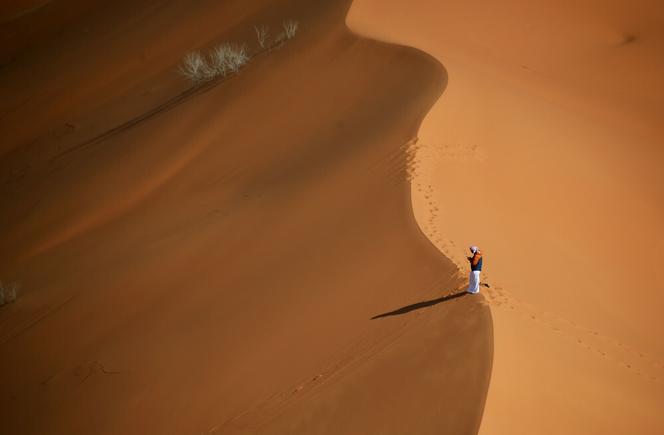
[471,255,483,271]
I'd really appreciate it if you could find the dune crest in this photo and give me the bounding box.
[0,0,492,433]
[348,0,664,434]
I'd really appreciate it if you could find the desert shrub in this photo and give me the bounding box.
[254,25,269,48]
[180,44,249,85]
[283,19,299,39]
[179,51,213,84]
[209,45,232,77]
[215,43,249,73]
[0,281,18,306]
[197,43,250,80]
[179,18,298,84]
[275,20,299,44]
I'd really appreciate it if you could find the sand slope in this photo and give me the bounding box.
[0,0,491,433]
[348,1,664,434]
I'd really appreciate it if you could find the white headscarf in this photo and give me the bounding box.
[469,245,479,254]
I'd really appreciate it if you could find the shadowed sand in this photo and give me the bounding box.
[349,1,664,434]
[371,291,467,319]
[0,0,492,434]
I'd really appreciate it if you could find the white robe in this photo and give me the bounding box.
[467,270,481,294]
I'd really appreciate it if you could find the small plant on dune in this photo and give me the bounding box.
[179,51,213,84]
[209,43,249,76]
[275,19,299,44]
[178,17,298,85]
[0,281,18,306]
[209,44,232,77]
[223,43,250,73]
[180,44,249,85]
[283,19,299,39]
[254,25,269,48]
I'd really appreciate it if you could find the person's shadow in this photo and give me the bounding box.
[371,291,468,320]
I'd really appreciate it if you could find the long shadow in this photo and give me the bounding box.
[371,291,468,320]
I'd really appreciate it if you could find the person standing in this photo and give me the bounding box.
[467,246,483,294]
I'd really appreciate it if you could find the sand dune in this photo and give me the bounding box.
[348,1,664,434]
[0,0,491,433]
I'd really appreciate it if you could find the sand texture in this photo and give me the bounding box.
[0,0,491,434]
[348,1,664,434]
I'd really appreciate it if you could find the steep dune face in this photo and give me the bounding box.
[348,1,664,434]
[0,0,491,433]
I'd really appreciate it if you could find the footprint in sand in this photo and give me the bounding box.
[408,151,659,379]
[483,284,663,382]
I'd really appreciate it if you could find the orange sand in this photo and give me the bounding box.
[348,0,664,434]
[1,0,491,433]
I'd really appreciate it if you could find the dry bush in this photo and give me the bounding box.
[283,19,299,39]
[209,43,249,76]
[179,19,298,84]
[0,281,18,306]
[179,43,250,85]
[222,43,249,72]
[179,51,213,84]
[209,45,232,77]
[254,25,269,48]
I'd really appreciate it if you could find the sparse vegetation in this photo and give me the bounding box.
[283,20,299,39]
[178,18,299,85]
[0,281,18,306]
[179,43,249,84]
[254,25,269,48]
[275,19,299,44]
[179,51,213,84]
[209,43,249,76]
[221,43,249,73]
[209,45,229,77]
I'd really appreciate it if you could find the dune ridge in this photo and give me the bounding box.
[348,0,664,434]
[0,0,492,433]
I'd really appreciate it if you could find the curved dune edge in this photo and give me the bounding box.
[0,0,492,434]
[347,1,664,434]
